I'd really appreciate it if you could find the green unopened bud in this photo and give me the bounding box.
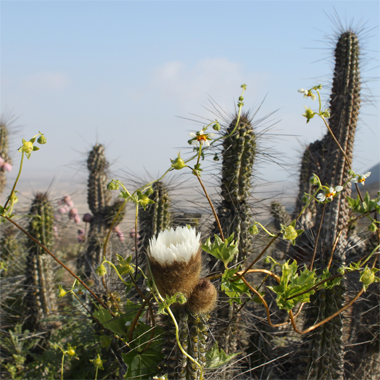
[170,152,186,170]
[321,109,330,118]
[213,154,219,161]
[360,267,375,288]
[37,135,47,144]
[90,354,104,370]
[302,194,309,203]
[58,286,68,298]
[283,225,297,241]
[107,180,119,191]
[145,187,154,196]
[96,263,107,277]
[249,224,259,236]
[23,141,33,154]
[302,106,315,123]
[238,96,244,101]
[212,121,221,131]
[66,344,76,357]
[368,223,377,232]
[309,175,319,185]
[264,256,271,264]
[348,169,355,176]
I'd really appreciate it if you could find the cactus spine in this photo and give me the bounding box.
[138,181,171,254]
[24,192,57,331]
[302,30,361,380]
[0,120,11,196]
[84,144,125,275]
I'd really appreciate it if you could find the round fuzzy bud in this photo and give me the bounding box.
[212,121,221,131]
[82,213,93,223]
[69,208,78,220]
[74,214,81,224]
[187,278,217,314]
[22,141,33,154]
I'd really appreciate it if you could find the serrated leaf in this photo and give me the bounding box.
[206,342,239,369]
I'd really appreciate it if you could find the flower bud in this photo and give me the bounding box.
[212,121,221,131]
[249,224,259,236]
[107,180,119,190]
[187,278,217,314]
[171,152,186,170]
[360,267,375,287]
[309,175,319,185]
[302,194,309,203]
[58,286,68,298]
[96,264,107,277]
[368,223,377,233]
[37,135,47,144]
[22,141,33,154]
[283,225,297,241]
[213,154,219,161]
[66,344,76,357]
[82,213,93,223]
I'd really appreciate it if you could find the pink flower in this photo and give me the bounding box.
[63,195,71,203]
[77,229,85,242]
[66,200,74,208]
[82,213,93,223]
[116,230,125,242]
[114,226,121,234]
[69,208,78,220]
[2,163,12,172]
[74,214,81,224]
[58,206,69,214]
[0,157,4,166]
[54,214,61,221]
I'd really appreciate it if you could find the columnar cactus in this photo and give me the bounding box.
[138,181,171,254]
[0,120,12,196]
[212,112,256,268]
[161,310,209,380]
[301,30,361,380]
[83,144,125,275]
[24,192,57,331]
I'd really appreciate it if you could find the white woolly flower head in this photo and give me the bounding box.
[149,227,201,265]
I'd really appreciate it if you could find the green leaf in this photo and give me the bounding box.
[202,234,238,268]
[206,342,239,369]
[93,308,134,337]
[121,324,164,379]
[116,254,135,276]
[221,267,250,304]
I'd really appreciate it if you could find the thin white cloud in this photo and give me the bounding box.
[151,58,265,112]
[25,71,69,91]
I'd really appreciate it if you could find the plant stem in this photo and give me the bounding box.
[3,151,24,210]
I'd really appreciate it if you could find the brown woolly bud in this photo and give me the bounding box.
[187,278,217,314]
[149,249,201,299]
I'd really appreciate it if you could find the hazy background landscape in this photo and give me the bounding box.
[1,1,379,217]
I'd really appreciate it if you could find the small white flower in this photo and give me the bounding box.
[317,193,326,202]
[188,129,215,147]
[149,227,201,265]
[125,321,131,326]
[298,88,316,101]
[351,172,371,186]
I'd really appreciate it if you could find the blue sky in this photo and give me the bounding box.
[1,1,379,200]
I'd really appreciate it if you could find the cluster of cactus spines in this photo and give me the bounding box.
[84,144,125,274]
[172,212,201,229]
[24,192,57,331]
[301,30,361,380]
[161,309,208,380]
[138,181,171,254]
[0,121,12,196]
